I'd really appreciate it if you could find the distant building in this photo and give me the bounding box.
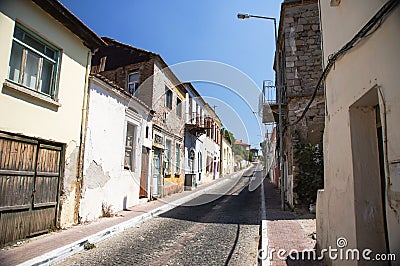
[263,128,278,186]
[233,140,250,170]
[200,104,222,182]
[220,130,234,176]
[249,148,259,161]
[234,140,250,151]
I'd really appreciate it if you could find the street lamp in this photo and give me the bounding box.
[237,12,285,211]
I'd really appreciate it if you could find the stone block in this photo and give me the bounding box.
[312,24,320,31]
[286,56,297,62]
[307,38,316,44]
[284,17,294,23]
[286,61,295,68]
[296,25,304,32]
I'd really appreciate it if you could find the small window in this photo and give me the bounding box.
[176,97,182,117]
[145,126,149,138]
[124,123,137,171]
[175,143,181,173]
[165,87,172,109]
[8,24,60,98]
[127,72,139,95]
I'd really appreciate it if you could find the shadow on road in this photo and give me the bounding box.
[158,177,261,226]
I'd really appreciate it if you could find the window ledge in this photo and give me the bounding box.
[3,80,61,108]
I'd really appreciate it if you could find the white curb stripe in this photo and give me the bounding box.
[260,170,270,266]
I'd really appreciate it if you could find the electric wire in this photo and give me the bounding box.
[287,0,400,127]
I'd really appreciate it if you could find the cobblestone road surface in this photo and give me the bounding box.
[57,164,261,266]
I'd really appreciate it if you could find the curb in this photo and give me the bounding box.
[19,170,246,266]
[259,167,270,266]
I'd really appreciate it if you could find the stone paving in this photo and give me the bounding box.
[0,169,248,266]
[263,180,326,266]
[57,168,261,265]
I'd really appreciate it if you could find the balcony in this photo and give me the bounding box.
[185,118,207,136]
[260,81,287,124]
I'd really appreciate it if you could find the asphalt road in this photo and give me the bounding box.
[57,164,261,266]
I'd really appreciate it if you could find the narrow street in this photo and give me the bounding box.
[57,164,261,266]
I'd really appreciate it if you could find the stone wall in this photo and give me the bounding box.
[279,0,325,207]
[282,0,322,97]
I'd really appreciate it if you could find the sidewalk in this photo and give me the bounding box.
[262,180,325,266]
[0,170,245,266]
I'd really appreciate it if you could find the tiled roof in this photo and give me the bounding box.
[234,140,250,146]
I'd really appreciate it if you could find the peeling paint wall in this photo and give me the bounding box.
[79,78,151,222]
[317,0,400,263]
[59,142,80,226]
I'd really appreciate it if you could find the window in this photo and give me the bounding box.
[145,126,149,138]
[127,72,139,95]
[175,143,180,173]
[176,97,182,117]
[8,24,60,98]
[124,123,137,171]
[165,87,172,109]
[165,139,172,174]
[206,155,213,173]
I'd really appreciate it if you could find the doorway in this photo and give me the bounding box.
[140,146,149,198]
[349,87,388,258]
[152,148,161,197]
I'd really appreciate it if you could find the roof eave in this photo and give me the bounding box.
[32,0,106,50]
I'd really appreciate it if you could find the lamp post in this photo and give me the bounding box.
[237,13,284,210]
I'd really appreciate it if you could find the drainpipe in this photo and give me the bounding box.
[74,50,93,224]
[220,129,223,177]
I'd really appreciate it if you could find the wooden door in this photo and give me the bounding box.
[0,132,62,246]
[139,146,148,198]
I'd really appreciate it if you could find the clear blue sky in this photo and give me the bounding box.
[60,0,282,148]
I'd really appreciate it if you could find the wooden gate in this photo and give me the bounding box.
[0,132,63,245]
